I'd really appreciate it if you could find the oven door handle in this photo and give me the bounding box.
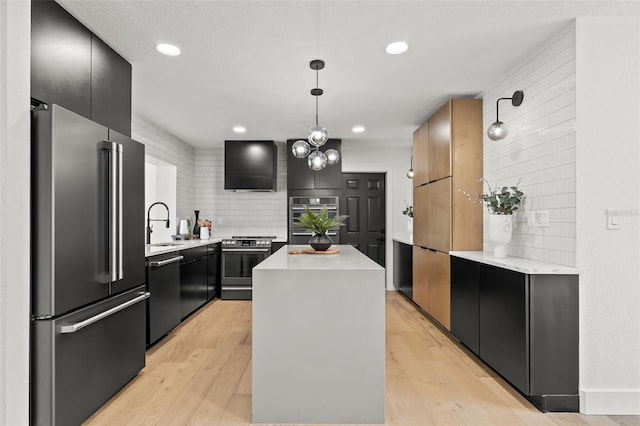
[291,232,337,236]
[222,248,270,252]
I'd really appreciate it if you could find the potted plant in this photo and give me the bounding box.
[295,206,347,251]
[461,179,524,258]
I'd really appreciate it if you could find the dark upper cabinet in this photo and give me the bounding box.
[225,141,277,191]
[31,0,132,136]
[91,35,132,136]
[31,0,92,118]
[287,139,342,189]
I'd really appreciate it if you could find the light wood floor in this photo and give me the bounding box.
[85,291,639,426]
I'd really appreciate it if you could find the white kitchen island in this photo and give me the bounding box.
[252,245,385,425]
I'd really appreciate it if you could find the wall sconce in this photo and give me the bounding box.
[406,156,414,179]
[487,90,524,141]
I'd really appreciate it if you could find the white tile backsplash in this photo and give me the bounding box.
[482,21,577,266]
[194,143,288,239]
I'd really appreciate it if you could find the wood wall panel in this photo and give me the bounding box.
[412,246,429,310]
[428,102,452,182]
[412,121,429,187]
[426,177,452,252]
[428,251,451,330]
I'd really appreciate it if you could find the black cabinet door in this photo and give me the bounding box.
[180,248,208,319]
[479,265,529,394]
[207,244,220,301]
[314,139,342,188]
[147,254,181,345]
[450,257,480,354]
[287,139,342,189]
[31,0,92,117]
[109,130,145,295]
[393,240,413,299]
[91,35,132,136]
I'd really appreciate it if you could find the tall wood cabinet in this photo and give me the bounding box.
[412,98,483,329]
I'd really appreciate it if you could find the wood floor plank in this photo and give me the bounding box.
[84,292,639,426]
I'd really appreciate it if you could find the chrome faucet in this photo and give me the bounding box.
[146,202,170,244]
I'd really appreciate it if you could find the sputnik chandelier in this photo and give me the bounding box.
[291,59,340,171]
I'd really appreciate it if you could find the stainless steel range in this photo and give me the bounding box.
[220,237,273,300]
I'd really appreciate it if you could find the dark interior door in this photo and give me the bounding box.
[340,173,386,266]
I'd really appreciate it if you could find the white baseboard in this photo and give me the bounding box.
[580,389,640,415]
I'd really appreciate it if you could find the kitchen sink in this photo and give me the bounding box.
[151,243,178,247]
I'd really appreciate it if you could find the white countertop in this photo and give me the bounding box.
[393,235,413,245]
[449,251,581,275]
[255,245,384,271]
[145,238,223,257]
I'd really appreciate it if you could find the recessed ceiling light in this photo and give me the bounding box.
[385,41,408,55]
[155,43,181,56]
[233,126,246,133]
[352,126,365,133]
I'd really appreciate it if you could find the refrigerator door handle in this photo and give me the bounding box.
[116,143,123,280]
[103,141,123,282]
[58,292,150,334]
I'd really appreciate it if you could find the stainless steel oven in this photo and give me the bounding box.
[289,196,340,245]
[221,237,272,300]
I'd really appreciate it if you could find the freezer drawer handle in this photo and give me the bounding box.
[58,292,150,334]
[149,256,184,267]
[221,248,270,252]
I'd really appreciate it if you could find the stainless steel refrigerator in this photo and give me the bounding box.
[31,104,148,425]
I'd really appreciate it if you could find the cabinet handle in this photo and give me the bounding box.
[149,256,183,267]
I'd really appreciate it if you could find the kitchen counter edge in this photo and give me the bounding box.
[145,238,223,258]
[449,251,582,275]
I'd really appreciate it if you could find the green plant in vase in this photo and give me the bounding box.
[295,206,347,251]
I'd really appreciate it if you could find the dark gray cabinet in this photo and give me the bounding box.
[180,246,208,319]
[146,253,182,345]
[31,0,92,117]
[287,139,342,189]
[207,244,220,300]
[31,0,132,136]
[91,35,132,136]
[450,257,480,355]
[393,240,413,299]
[450,256,579,412]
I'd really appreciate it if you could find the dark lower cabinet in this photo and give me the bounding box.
[180,247,208,319]
[207,244,221,300]
[479,265,529,394]
[450,256,579,412]
[393,240,413,300]
[146,253,182,345]
[450,257,480,354]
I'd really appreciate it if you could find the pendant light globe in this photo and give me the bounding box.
[292,139,311,158]
[308,150,328,170]
[308,124,328,147]
[325,149,340,165]
[487,121,507,141]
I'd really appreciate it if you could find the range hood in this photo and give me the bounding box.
[224,140,277,191]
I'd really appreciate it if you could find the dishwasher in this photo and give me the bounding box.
[146,252,183,345]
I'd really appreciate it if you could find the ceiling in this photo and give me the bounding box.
[57,1,639,148]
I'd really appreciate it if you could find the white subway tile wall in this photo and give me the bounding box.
[132,115,196,228]
[481,21,577,266]
[194,143,288,239]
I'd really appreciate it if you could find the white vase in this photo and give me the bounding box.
[406,217,413,233]
[488,213,513,258]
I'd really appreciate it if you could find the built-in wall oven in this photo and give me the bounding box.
[221,237,272,300]
[289,196,340,245]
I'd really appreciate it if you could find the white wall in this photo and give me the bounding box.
[0,1,30,424]
[342,145,413,289]
[193,143,288,239]
[575,17,640,415]
[132,114,195,227]
[144,157,177,243]
[481,22,577,266]
[482,18,640,415]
